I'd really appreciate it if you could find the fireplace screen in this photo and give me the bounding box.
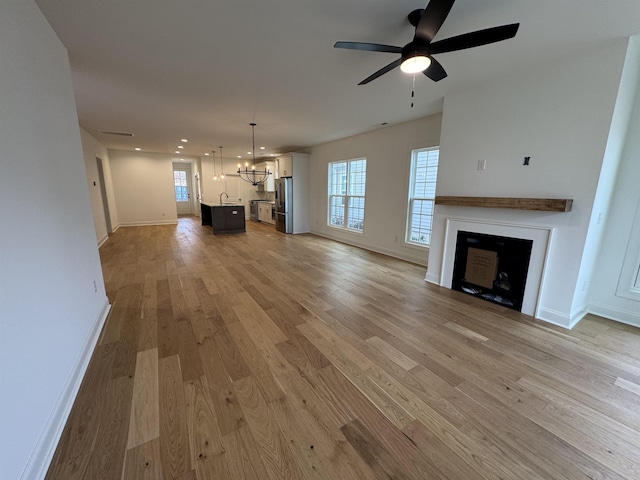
[452,231,533,311]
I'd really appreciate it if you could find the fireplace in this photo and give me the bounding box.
[452,231,533,311]
[437,218,553,317]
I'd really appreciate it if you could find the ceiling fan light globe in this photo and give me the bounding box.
[400,55,431,73]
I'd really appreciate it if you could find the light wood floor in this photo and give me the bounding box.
[47,216,640,480]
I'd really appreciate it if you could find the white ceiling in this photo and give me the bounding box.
[35,0,640,161]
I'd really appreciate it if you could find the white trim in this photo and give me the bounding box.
[440,217,553,318]
[589,302,640,328]
[118,220,179,227]
[97,233,109,248]
[536,306,582,329]
[425,272,441,285]
[310,229,428,266]
[20,299,111,480]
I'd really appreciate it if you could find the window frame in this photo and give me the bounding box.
[405,146,439,247]
[327,158,367,233]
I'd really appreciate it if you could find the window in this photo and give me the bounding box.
[406,147,439,246]
[173,170,188,201]
[328,158,366,232]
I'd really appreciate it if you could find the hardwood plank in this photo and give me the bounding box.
[234,375,306,480]
[184,376,230,479]
[176,318,204,382]
[198,340,247,435]
[122,438,163,480]
[341,418,444,480]
[221,426,271,480]
[615,376,640,396]
[83,375,134,480]
[127,348,159,449]
[45,343,118,480]
[159,355,192,479]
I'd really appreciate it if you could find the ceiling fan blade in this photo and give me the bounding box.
[358,58,403,85]
[415,0,456,43]
[428,23,519,54]
[334,41,403,54]
[424,57,447,82]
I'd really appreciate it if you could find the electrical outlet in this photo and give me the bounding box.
[477,159,486,170]
[523,156,531,166]
[93,280,97,293]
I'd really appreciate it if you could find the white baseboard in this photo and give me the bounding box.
[118,220,179,227]
[535,306,582,329]
[20,298,111,480]
[97,234,109,248]
[589,302,640,328]
[425,271,441,285]
[309,229,428,266]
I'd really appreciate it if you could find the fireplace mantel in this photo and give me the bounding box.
[435,196,573,212]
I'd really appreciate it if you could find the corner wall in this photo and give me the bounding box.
[0,2,110,478]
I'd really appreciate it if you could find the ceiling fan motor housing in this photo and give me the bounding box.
[402,41,430,63]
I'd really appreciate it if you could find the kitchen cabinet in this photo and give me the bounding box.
[275,152,308,179]
[256,161,275,192]
[201,202,245,234]
[258,202,275,225]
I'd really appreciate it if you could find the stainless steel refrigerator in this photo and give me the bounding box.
[275,177,292,233]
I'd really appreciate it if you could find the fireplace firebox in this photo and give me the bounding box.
[452,231,533,311]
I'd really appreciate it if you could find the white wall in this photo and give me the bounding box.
[109,149,198,226]
[80,128,119,244]
[427,39,630,328]
[572,37,640,320]
[309,115,442,265]
[589,42,640,327]
[0,2,110,478]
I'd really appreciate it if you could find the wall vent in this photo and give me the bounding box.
[97,129,134,137]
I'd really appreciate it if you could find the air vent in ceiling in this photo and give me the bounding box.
[97,129,134,137]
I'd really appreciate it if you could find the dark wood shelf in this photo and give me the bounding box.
[435,196,573,212]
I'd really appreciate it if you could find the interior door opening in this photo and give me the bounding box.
[173,162,193,215]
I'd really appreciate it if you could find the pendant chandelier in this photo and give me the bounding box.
[212,147,226,182]
[237,123,271,185]
[218,146,225,181]
[211,150,219,181]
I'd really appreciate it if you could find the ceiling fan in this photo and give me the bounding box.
[334,0,519,85]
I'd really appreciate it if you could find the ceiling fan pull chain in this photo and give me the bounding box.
[411,73,416,108]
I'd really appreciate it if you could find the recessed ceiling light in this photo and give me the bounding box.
[174,151,180,154]
[134,147,141,151]
[180,158,184,161]
[237,155,242,158]
[204,152,210,156]
[181,139,188,143]
[177,145,184,149]
[260,146,266,150]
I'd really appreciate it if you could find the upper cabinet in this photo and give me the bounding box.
[275,153,308,178]
[276,154,293,178]
[256,161,275,192]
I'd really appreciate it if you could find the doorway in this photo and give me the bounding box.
[173,162,193,215]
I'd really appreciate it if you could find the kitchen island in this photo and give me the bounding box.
[201,202,245,234]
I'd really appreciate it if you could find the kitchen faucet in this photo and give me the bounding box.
[219,192,228,205]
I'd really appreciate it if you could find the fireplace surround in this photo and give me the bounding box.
[440,218,553,317]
